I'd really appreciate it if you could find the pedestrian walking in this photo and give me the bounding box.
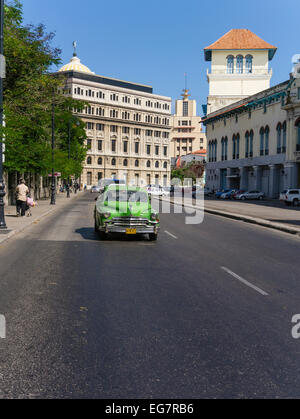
[16,179,29,217]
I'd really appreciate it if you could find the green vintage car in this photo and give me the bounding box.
[94,185,160,241]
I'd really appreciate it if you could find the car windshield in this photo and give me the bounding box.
[105,190,148,203]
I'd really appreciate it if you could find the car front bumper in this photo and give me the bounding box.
[99,217,160,234]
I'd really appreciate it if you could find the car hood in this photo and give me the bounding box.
[96,201,153,217]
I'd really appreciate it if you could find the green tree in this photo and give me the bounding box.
[2,0,87,180]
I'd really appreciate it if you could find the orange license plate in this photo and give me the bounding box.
[126,228,137,235]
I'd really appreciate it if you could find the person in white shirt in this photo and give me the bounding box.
[16,179,29,217]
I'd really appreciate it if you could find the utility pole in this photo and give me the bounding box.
[0,0,7,229]
[50,89,56,205]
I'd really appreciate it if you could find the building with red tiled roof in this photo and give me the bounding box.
[204,29,277,114]
[204,29,277,61]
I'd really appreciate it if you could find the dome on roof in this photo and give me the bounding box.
[59,55,94,74]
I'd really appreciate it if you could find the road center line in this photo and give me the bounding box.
[221,266,269,296]
[165,230,178,239]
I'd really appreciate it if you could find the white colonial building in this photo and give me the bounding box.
[57,50,172,188]
[204,29,277,114]
[204,30,300,198]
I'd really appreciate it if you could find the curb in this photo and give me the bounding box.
[0,192,84,245]
[162,197,300,237]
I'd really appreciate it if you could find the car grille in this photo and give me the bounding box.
[110,217,150,227]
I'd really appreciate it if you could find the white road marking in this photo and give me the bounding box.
[221,266,269,296]
[165,230,178,239]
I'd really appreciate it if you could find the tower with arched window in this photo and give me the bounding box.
[204,29,277,114]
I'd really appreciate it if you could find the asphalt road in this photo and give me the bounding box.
[0,192,300,398]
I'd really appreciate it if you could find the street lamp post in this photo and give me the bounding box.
[0,0,7,229]
[66,121,71,198]
[50,90,56,205]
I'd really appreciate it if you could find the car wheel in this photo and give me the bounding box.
[259,196,263,200]
[149,233,158,241]
[293,199,299,207]
[241,197,246,201]
[98,231,108,240]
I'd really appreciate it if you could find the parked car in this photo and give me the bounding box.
[192,186,211,199]
[204,187,213,197]
[236,190,265,200]
[220,189,238,199]
[94,185,160,241]
[215,189,230,199]
[98,178,126,193]
[282,189,300,206]
[90,185,101,193]
[147,185,168,197]
[279,190,288,201]
[232,190,246,199]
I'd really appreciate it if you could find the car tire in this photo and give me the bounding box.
[259,196,263,200]
[241,197,246,201]
[293,199,299,207]
[98,231,108,240]
[149,233,158,241]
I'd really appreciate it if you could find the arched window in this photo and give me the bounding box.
[245,55,253,74]
[147,160,151,168]
[87,156,92,165]
[236,134,240,159]
[277,123,282,154]
[135,160,139,167]
[224,137,228,160]
[236,55,244,74]
[249,130,254,157]
[245,131,250,158]
[227,55,234,74]
[260,127,265,156]
[221,137,225,161]
[296,119,300,151]
[214,140,218,162]
[282,122,287,152]
[123,159,128,167]
[163,162,168,169]
[155,161,159,168]
[111,158,116,166]
[98,157,102,165]
[265,126,270,155]
[232,135,236,159]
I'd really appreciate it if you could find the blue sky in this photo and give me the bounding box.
[22,0,299,116]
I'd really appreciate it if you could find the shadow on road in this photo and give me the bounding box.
[75,227,149,242]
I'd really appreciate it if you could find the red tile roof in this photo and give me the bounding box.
[205,29,277,51]
[192,150,206,155]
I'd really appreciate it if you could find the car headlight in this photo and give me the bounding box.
[102,213,111,219]
[151,213,159,221]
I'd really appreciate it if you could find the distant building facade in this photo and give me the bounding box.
[170,89,206,166]
[203,29,300,197]
[58,52,172,188]
[204,29,277,114]
[204,74,300,197]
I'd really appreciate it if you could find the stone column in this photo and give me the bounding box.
[284,163,297,189]
[253,165,262,191]
[269,165,279,198]
[226,168,231,189]
[239,167,248,191]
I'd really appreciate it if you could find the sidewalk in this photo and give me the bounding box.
[0,191,84,244]
[167,195,300,236]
